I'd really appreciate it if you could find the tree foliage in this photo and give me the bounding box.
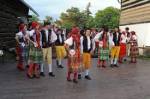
[57,6,120,29]
[95,7,120,29]
[29,15,39,22]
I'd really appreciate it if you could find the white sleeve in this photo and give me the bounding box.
[64,37,73,46]
[51,31,57,43]
[29,30,35,37]
[92,38,96,51]
[94,32,102,42]
[80,36,83,54]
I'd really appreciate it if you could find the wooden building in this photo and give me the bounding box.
[0,0,38,49]
[120,0,150,55]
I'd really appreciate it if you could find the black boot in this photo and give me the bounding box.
[58,65,64,68]
[56,60,59,66]
[113,64,119,68]
[85,75,91,80]
[78,74,82,79]
[110,64,114,68]
[49,72,55,77]
[40,72,45,77]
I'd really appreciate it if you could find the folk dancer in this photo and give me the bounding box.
[15,23,29,71]
[125,27,131,57]
[80,29,95,80]
[95,27,109,68]
[27,22,43,78]
[110,28,121,67]
[64,27,80,83]
[40,22,57,77]
[55,28,66,68]
[119,31,127,63]
[129,31,139,63]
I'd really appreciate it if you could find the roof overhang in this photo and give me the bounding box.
[19,0,39,16]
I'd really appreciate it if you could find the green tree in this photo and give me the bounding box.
[95,7,120,29]
[45,16,53,23]
[29,15,39,22]
[59,7,90,29]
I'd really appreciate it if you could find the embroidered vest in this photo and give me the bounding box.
[41,29,52,48]
[55,34,65,46]
[83,36,92,53]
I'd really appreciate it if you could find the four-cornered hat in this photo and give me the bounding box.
[31,21,39,29]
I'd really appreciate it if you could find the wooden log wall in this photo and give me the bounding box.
[0,0,29,49]
[120,0,150,25]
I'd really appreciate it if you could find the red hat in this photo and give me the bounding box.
[31,21,39,29]
[19,24,26,31]
[71,27,79,34]
[122,31,126,35]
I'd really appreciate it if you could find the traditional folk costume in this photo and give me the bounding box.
[94,32,103,65]
[40,25,57,77]
[129,31,139,63]
[27,22,43,78]
[126,31,131,57]
[95,32,109,68]
[80,35,95,80]
[15,24,29,71]
[55,29,66,68]
[64,27,80,83]
[119,32,127,63]
[110,31,121,67]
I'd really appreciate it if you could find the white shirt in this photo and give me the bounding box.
[120,34,127,43]
[58,34,62,43]
[44,29,49,42]
[51,30,58,43]
[80,36,95,54]
[29,29,35,37]
[94,31,103,42]
[108,33,114,47]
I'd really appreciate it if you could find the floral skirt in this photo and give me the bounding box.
[98,47,109,61]
[29,44,43,63]
[130,45,139,58]
[67,49,80,73]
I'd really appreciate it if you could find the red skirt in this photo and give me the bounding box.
[67,49,80,73]
[119,43,126,58]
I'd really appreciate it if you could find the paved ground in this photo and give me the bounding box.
[0,58,150,99]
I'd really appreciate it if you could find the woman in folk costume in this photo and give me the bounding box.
[15,23,28,71]
[40,22,57,77]
[129,31,139,63]
[96,27,109,68]
[80,29,95,80]
[27,22,43,78]
[64,27,80,83]
[55,28,66,68]
[119,31,127,63]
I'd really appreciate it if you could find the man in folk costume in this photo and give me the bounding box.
[110,27,121,67]
[94,27,110,68]
[119,31,127,63]
[15,23,28,71]
[27,22,43,78]
[129,31,139,63]
[55,28,66,68]
[80,29,95,80]
[78,29,85,79]
[64,27,80,83]
[40,22,57,77]
[125,27,131,57]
